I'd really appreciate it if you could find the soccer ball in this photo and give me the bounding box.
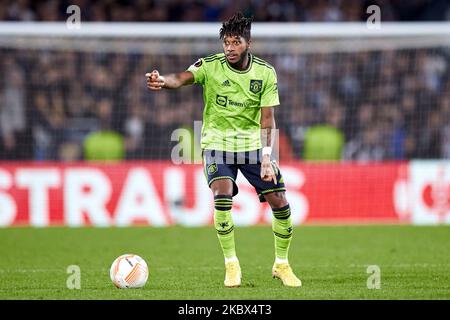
[110,254,149,289]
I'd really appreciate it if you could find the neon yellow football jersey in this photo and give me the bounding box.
[187,53,280,152]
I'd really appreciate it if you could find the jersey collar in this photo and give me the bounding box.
[225,53,253,74]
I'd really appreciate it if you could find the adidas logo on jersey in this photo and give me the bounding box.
[221,80,231,87]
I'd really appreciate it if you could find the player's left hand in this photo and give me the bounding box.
[261,155,277,184]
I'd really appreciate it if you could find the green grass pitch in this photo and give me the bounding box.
[0,225,449,300]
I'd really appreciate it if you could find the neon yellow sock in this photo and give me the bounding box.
[214,195,236,259]
[272,204,293,260]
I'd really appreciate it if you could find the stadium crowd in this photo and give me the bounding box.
[0,0,449,161]
[0,0,449,22]
[1,47,449,161]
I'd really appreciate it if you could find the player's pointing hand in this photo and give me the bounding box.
[260,156,277,185]
[146,70,165,90]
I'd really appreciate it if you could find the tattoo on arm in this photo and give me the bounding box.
[163,72,194,89]
[261,127,272,148]
[261,107,275,148]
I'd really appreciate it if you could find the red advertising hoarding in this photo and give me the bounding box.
[0,161,448,226]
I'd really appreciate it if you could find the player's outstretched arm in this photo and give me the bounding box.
[145,70,194,90]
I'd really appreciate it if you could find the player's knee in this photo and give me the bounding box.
[211,179,233,197]
[265,191,288,208]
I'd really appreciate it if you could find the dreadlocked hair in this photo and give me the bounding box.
[219,12,253,42]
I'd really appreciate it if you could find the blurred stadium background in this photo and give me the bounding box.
[0,0,449,227]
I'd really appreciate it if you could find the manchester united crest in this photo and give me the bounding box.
[249,79,263,94]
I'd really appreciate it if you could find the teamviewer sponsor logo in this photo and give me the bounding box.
[216,95,228,107]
